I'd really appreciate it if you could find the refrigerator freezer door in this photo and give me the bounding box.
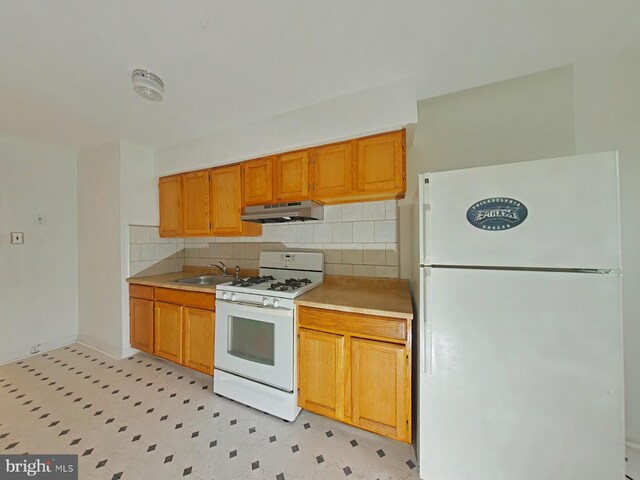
[420,268,624,480]
[427,152,621,270]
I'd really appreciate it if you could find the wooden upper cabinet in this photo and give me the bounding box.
[211,165,262,237]
[298,328,345,419]
[182,170,210,236]
[155,301,183,364]
[357,130,405,193]
[183,307,215,375]
[351,337,409,442]
[158,129,406,237]
[211,165,243,234]
[243,157,274,206]
[311,141,354,200]
[275,150,310,201]
[159,175,182,237]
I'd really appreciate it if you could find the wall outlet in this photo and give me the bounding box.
[10,232,24,244]
[30,345,41,354]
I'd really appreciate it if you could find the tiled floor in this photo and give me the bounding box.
[0,344,419,480]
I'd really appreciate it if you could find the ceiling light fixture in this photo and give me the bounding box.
[132,69,164,102]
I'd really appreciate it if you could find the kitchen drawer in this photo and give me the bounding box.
[155,287,215,311]
[298,306,406,342]
[129,284,154,300]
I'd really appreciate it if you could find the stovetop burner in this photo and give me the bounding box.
[268,278,313,291]
[230,275,275,287]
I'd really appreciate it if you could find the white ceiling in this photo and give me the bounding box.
[1,0,639,151]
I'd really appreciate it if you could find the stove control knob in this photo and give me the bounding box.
[273,299,280,309]
[263,297,269,306]
[231,293,238,302]
[222,292,229,300]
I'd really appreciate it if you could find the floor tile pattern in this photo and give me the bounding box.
[0,344,419,479]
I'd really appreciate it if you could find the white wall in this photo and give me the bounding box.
[155,79,417,175]
[572,49,640,445]
[77,141,122,357]
[77,139,158,358]
[0,135,78,362]
[121,140,158,226]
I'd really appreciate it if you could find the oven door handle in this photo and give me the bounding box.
[217,299,293,318]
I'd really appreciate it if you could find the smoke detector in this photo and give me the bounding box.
[132,69,164,102]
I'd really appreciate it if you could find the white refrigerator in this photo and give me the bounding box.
[415,152,625,480]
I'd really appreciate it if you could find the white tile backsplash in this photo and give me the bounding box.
[132,201,400,279]
[129,244,141,262]
[362,201,386,220]
[296,224,314,243]
[374,220,397,243]
[332,264,354,276]
[128,225,185,277]
[341,243,363,265]
[386,243,399,266]
[385,199,398,220]
[281,225,297,243]
[363,243,386,265]
[332,222,353,242]
[313,223,333,243]
[322,204,342,222]
[352,221,374,243]
[353,264,375,277]
[341,203,363,221]
[323,244,342,264]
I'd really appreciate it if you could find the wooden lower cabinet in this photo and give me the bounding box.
[154,301,183,364]
[351,337,408,440]
[183,307,215,375]
[298,328,345,419]
[297,306,411,442]
[129,297,154,354]
[129,285,215,375]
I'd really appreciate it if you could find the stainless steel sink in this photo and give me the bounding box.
[171,274,234,286]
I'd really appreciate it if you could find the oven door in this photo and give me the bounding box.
[215,300,294,392]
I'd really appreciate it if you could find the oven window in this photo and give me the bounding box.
[228,316,275,366]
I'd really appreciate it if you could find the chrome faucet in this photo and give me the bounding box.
[208,261,227,275]
[235,265,241,278]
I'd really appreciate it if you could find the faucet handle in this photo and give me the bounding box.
[235,265,241,278]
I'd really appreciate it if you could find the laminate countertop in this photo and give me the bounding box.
[127,271,218,293]
[296,276,414,320]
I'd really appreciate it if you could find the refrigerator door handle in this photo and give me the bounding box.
[421,266,433,375]
[419,174,431,266]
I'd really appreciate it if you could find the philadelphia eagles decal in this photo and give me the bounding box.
[466,197,528,231]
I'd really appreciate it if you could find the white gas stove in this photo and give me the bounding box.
[213,252,323,421]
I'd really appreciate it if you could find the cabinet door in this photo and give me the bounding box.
[243,157,274,206]
[351,337,408,441]
[357,131,405,193]
[298,328,345,419]
[211,165,243,235]
[159,175,183,237]
[275,150,310,201]
[183,307,215,375]
[311,141,354,200]
[154,302,183,364]
[182,170,210,236]
[129,297,154,354]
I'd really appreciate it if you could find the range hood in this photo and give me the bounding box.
[241,200,324,224]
